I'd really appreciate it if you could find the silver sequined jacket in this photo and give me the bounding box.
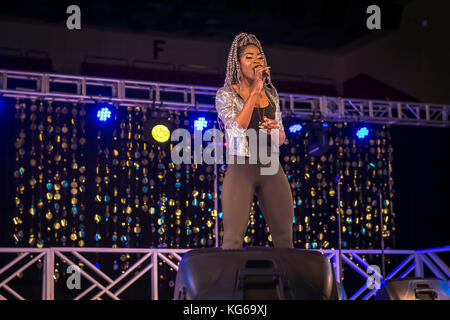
[215,83,284,157]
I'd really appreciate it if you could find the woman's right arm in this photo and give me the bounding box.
[230,65,267,129]
[233,91,258,130]
[215,89,258,131]
[215,65,267,130]
[215,89,246,133]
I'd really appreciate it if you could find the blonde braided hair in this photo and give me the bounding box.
[223,32,276,92]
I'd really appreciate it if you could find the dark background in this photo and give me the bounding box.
[391,125,449,249]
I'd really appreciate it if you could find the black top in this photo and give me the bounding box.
[232,89,277,162]
[247,100,275,131]
[246,100,276,163]
[233,87,275,131]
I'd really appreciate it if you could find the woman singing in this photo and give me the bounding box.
[215,32,294,249]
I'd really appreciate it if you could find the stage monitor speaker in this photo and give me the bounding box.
[375,278,450,300]
[174,247,341,300]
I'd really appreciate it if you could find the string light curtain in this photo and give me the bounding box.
[12,99,395,256]
[92,106,217,250]
[13,99,88,248]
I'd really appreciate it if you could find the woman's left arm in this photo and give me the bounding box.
[273,89,285,146]
[278,128,286,146]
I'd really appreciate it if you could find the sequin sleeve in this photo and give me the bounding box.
[215,87,246,135]
[273,89,285,133]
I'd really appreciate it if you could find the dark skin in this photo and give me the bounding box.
[232,44,285,145]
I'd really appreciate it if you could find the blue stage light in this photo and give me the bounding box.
[289,123,302,133]
[97,107,112,122]
[322,122,329,128]
[357,127,369,139]
[194,117,208,131]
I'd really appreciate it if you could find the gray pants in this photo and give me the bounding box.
[221,155,295,249]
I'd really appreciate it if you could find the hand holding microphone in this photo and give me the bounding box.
[260,65,271,79]
[250,65,271,95]
[254,64,271,79]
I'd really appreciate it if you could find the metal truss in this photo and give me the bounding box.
[323,246,450,300]
[1,69,448,128]
[0,246,448,300]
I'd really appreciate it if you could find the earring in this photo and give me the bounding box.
[237,69,242,92]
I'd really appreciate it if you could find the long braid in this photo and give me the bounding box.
[223,32,276,92]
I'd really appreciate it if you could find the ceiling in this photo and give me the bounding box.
[0,0,412,49]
